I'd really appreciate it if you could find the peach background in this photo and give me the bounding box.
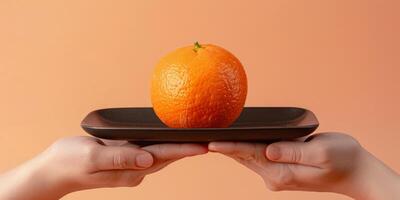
[1,1,399,200]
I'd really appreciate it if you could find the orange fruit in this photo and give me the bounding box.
[151,42,247,128]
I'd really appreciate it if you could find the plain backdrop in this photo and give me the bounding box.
[0,1,399,200]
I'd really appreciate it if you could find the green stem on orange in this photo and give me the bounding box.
[193,41,203,52]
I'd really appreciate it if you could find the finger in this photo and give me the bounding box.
[93,159,179,188]
[142,143,208,161]
[93,145,154,171]
[209,142,267,161]
[262,162,322,191]
[208,142,323,191]
[101,139,131,146]
[92,170,145,188]
[209,142,255,155]
[140,159,177,175]
[266,140,320,167]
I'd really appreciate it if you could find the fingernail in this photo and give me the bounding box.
[208,143,218,152]
[136,153,153,168]
[267,145,281,160]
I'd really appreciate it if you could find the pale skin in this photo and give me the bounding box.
[209,132,400,200]
[0,136,208,200]
[1,133,399,200]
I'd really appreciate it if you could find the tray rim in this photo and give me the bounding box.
[81,106,319,131]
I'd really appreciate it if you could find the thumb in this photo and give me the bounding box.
[94,145,154,170]
[266,141,314,166]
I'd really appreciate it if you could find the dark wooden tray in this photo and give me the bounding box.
[81,107,318,143]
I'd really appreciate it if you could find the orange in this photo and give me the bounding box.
[151,42,247,128]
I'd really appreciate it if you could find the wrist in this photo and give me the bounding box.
[0,153,70,200]
[342,148,400,200]
[31,151,76,199]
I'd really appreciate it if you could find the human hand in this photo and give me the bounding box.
[209,133,400,200]
[0,136,207,200]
